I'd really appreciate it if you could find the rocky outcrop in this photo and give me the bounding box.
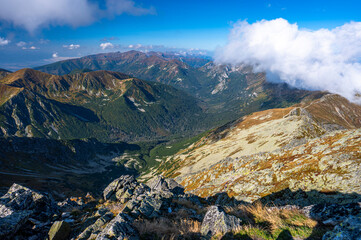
[307,203,361,226]
[103,175,149,202]
[95,213,139,240]
[200,206,242,236]
[0,183,58,238]
[323,216,361,240]
[148,175,184,195]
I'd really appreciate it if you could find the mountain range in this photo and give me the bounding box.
[0,68,206,142]
[35,51,317,117]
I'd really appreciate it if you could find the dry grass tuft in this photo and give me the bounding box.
[134,217,201,240]
[225,202,317,234]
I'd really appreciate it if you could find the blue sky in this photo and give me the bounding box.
[0,0,360,70]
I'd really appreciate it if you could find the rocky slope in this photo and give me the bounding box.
[149,94,361,203]
[0,68,206,142]
[1,175,360,240]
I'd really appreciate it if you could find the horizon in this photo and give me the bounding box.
[1,0,361,102]
[0,0,360,69]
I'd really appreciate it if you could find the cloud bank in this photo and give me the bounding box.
[0,0,155,32]
[215,18,361,102]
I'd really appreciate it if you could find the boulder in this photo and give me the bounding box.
[307,203,361,225]
[138,196,163,218]
[103,175,149,202]
[77,211,114,240]
[148,176,184,195]
[201,206,242,236]
[95,213,139,240]
[322,216,361,240]
[48,221,71,240]
[0,183,57,238]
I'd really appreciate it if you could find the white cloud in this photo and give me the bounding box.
[100,42,114,50]
[46,53,74,62]
[29,46,38,50]
[0,0,155,32]
[0,37,9,46]
[216,18,361,102]
[16,41,26,47]
[63,44,80,50]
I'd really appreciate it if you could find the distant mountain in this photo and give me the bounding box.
[35,50,320,118]
[0,69,206,142]
[0,68,11,80]
[148,94,361,202]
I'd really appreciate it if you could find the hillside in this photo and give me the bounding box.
[147,94,361,202]
[0,69,206,142]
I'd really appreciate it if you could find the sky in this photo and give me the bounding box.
[0,0,360,72]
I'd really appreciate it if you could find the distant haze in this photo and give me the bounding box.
[216,18,361,103]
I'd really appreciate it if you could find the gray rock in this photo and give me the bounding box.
[138,197,163,218]
[95,213,139,240]
[322,216,361,240]
[48,221,71,240]
[307,203,361,226]
[0,183,57,238]
[148,176,184,195]
[103,175,149,202]
[201,206,242,236]
[77,212,114,240]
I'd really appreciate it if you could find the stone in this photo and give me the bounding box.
[308,203,361,226]
[201,206,242,236]
[48,221,71,240]
[322,216,361,240]
[95,213,139,240]
[148,176,184,195]
[0,183,57,238]
[77,212,114,240]
[138,196,163,218]
[103,175,149,202]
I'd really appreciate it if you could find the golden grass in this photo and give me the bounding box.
[225,202,317,233]
[133,217,201,240]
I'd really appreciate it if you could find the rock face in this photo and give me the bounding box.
[323,216,361,240]
[148,175,184,195]
[95,213,139,240]
[200,206,242,236]
[48,221,71,240]
[0,183,58,238]
[103,175,149,202]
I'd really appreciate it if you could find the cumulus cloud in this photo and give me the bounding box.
[0,0,155,32]
[100,42,114,50]
[215,18,361,102]
[47,52,74,62]
[0,37,9,46]
[63,44,80,50]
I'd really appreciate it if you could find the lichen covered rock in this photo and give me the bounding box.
[323,216,361,240]
[201,205,242,236]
